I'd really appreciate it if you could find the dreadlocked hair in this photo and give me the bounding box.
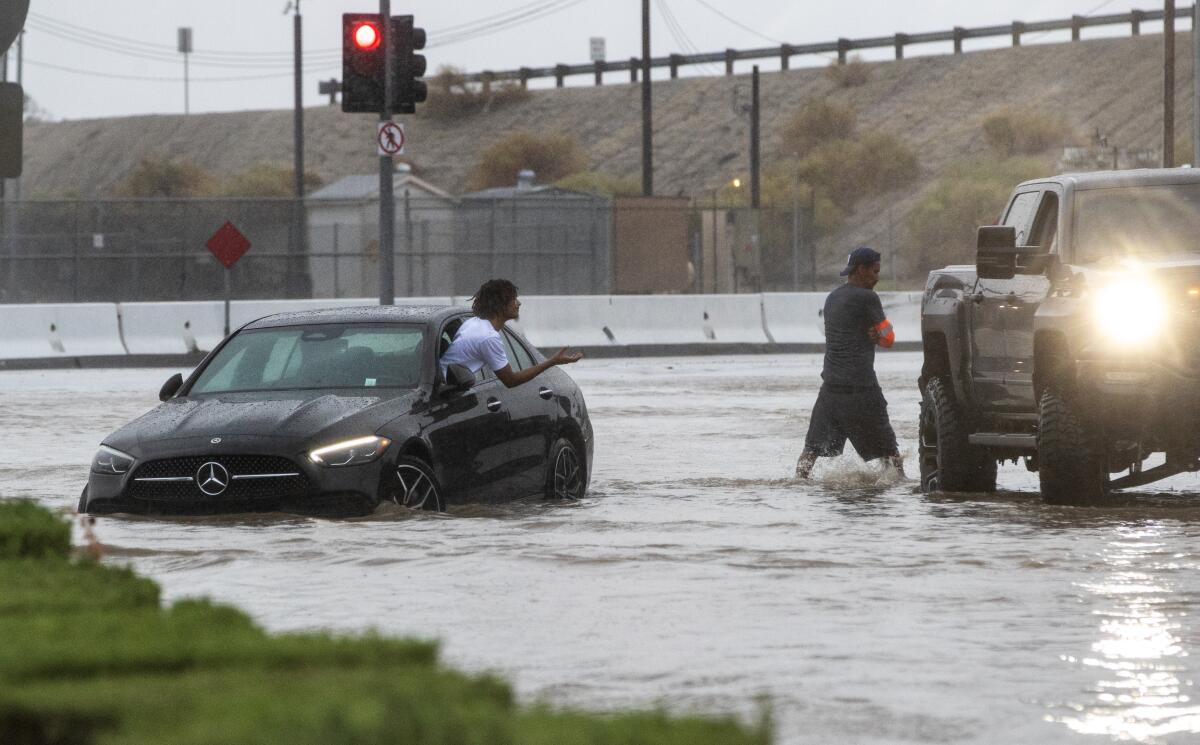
[471,279,518,320]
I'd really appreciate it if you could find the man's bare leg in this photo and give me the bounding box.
[795,450,818,479]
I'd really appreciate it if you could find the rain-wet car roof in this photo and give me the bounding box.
[1025,167,1200,191]
[243,304,467,330]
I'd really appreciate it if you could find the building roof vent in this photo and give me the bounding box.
[395,162,413,175]
[516,169,536,190]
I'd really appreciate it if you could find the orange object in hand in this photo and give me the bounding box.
[874,319,895,348]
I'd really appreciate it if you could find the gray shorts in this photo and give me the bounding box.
[803,384,898,461]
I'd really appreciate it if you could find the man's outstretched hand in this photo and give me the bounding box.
[550,347,584,366]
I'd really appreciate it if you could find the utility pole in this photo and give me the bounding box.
[289,1,306,298]
[178,27,192,115]
[1164,0,1175,167]
[379,0,395,305]
[750,66,760,209]
[13,29,19,203]
[1193,2,1199,163]
[641,0,652,196]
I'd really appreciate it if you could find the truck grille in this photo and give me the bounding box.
[126,455,310,501]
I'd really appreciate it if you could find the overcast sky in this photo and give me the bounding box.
[3,0,1185,120]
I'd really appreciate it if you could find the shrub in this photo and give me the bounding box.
[219,163,323,197]
[794,133,919,208]
[421,66,532,122]
[118,155,215,197]
[823,55,871,88]
[0,501,69,560]
[982,108,1072,157]
[905,156,1050,274]
[778,98,856,159]
[468,132,586,191]
[556,170,641,197]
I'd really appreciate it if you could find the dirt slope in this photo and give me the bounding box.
[19,31,1194,278]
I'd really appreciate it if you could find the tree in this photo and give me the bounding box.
[468,132,585,191]
[117,156,214,197]
[778,99,856,159]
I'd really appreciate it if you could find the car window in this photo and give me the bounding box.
[1003,191,1040,247]
[501,329,535,371]
[191,323,424,394]
[1027,191,1059,250]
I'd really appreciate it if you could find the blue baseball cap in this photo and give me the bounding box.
[839,246,882,276]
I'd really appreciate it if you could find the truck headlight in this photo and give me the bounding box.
[1093,279,1166,345]
[308,436,391,467]
[91,445,134,475]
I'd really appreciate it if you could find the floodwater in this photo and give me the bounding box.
[6,352,1200,744]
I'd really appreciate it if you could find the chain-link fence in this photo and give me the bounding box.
[0,195,872,303]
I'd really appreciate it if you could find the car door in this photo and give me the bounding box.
[425,318,522,503]
[1003,187,1060,409]
[498,326,556,496]
[970,190,1039,408]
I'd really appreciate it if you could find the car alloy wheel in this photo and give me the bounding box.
[549,440,584,500]
[393,457,444,511]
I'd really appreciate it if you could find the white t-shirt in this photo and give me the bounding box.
[439,317,509,378]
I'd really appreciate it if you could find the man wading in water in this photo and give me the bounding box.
[795,247,903,479]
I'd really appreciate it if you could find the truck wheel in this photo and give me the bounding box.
[919,377,997,493]
[1037,386,1107,504]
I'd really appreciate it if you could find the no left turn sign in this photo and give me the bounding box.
[377,121,406,156]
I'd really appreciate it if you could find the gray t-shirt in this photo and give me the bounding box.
[821,283,887,386]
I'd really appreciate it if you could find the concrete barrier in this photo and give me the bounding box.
[761,293,828,344]
[509,295,617,348]
[119,301,226,355]
[880,292,924,343]
[0,303,126,359]
[604,294,770,346]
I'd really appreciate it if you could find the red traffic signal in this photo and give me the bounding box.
[352,21,379,51]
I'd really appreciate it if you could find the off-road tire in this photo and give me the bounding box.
[77,485,88,513]
[545,438,586,500]
[919,377,997,493]
[1037,385,1107,505]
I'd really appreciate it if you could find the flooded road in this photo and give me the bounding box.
[6,352,1200,744]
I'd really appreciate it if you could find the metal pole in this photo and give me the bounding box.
[641,0,653,196]
[379,0,395,305]
[292,3,307,298]
[750,66,760,209]
[808,189,817,291]
[1193,2,1199,163]
[791,189,800,290]
[404,187,413,296]
[1165,0,1176,167]
[223,268,231,336]
[184,51,190,115]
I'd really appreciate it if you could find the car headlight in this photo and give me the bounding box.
[308,436,391,467]
[1093,279,1166,345]
[91,444,134,475]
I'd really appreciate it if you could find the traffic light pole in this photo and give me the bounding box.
[378,0,395,306]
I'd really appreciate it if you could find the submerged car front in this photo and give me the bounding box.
[83,318,430,516]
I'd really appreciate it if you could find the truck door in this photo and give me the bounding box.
[970,190,1039,408]
[1002,188,1059,409]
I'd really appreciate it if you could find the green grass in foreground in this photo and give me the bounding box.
[0,501,771,745]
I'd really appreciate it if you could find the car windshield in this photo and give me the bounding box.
[1074,183,1200,264]
[190,324,424,394]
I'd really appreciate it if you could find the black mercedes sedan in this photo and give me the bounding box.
[80,306,592,516]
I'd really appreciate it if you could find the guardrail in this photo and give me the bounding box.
[0,294,925,367]
[462,4,1194,88]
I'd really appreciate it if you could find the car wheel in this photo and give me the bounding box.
[545,438,585,500]
[920,377,997,493]
[77,485,88,513]
[392,456,445,512]
[1038,385,1107,505]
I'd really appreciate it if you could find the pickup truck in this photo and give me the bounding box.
[919,168,1200,503]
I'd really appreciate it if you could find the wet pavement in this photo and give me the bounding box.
[5,352,1200,744]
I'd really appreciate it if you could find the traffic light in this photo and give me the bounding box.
[0,83,22,178]
[392,16,427,114]
[342,13,385,113]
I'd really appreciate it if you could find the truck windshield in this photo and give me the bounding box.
[1075,183,1200,264]
[190,324,424,394]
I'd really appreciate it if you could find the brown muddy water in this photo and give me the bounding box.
[5,352,1200,744]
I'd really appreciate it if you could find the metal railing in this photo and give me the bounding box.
[461,4,1194,88]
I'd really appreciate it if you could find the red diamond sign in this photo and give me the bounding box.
[206,221,251,269]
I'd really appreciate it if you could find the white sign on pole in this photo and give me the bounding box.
[589,37,606,63]
[377,121,406,156]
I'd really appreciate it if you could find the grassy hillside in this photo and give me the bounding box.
[21,31,1192,279]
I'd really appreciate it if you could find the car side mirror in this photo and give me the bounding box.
[159,373,183,401]
[976,225,1018,280]
[440,364,474,396]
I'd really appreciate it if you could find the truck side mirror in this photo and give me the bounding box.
[976,225,1018,280]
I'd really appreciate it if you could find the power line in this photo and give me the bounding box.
[691,0,784,45]
[656,0,721,75]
